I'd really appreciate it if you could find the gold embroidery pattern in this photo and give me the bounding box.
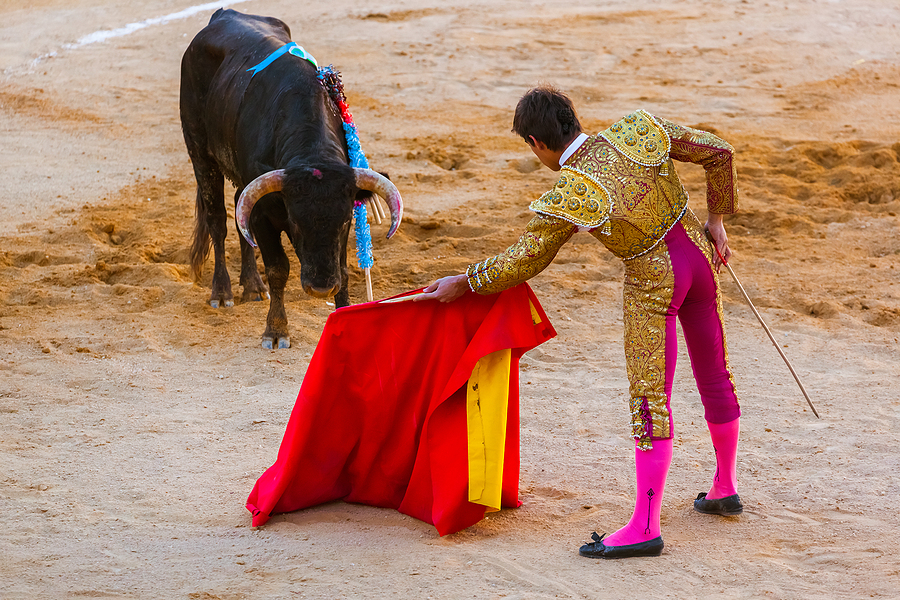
[600,109,671,167]
[679,210,740,405]
[623,241,675,449]
[657,117,739,215]
[467,215,575,295]
[572,136,687,259]
[529,166,613,228]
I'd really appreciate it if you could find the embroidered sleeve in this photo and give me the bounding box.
[654,116,739,214]
[466,214,576,295]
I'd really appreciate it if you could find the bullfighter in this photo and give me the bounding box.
[418,85,743,559]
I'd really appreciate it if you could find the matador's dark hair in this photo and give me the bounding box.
[511,84,583,152]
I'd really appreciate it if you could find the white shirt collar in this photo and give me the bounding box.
[559,133,589,167]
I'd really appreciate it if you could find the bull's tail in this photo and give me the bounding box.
[189,188,211,280]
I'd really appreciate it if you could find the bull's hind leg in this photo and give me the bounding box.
[189,159,234,309]
[181,67,234,309]
[233,189,269,302]
[205,175,234,308]
[254,218,291,350]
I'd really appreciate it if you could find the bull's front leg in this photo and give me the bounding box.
[255,223,291,350]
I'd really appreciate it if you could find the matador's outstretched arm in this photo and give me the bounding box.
[466,214,576,295]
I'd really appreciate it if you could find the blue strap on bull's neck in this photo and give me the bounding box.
[246,42,318,78]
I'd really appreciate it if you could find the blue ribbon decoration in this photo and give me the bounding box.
[353,203,374,270]
[344,122,375,269]
[317,65,376,271]
[247,42,318,78]
[346,120,374,269]
[343,122,368,169]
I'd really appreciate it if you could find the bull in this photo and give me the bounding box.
[179,9,402,349]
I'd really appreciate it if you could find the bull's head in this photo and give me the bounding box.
[235,165,403,299]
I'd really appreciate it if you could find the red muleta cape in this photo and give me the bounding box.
[246,284,556,535]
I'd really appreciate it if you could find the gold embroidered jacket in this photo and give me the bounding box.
[467,110,738,294]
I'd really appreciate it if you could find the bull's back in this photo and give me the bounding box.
[183,9,291,77]
[180,10,295,182]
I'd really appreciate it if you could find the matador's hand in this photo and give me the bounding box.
[705,213,731,273]
[415,274,469,303]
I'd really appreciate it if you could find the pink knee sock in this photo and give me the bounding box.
[706,417,740,498]
[601,438,673,546]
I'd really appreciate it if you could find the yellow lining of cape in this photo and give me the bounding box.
[466,348,510,511]
[466,300,541,511]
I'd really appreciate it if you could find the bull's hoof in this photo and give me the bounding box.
[261,336,290,350]
[209,298,234,309]
[242,285,268,302]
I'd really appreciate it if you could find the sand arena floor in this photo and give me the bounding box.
[1,1,899,598]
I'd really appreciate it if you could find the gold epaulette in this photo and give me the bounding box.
[599,109,670,167]
[529,166,613,229]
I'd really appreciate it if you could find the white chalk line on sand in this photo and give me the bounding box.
[25,0,250,68]
[65,0,251,49]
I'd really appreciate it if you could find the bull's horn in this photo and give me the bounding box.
[236,170,285,247]
[354,168,403,238]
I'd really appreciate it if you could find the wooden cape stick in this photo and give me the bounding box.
[378,292,427,304]
[368,198,382,225]
[373,197,387,222]
[709,234,820,418]
[364,268,373,302]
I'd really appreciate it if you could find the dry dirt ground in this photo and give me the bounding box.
[1,1,899,598]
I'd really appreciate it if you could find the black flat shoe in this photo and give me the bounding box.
[579,532,664,559]
[693,492,743,515]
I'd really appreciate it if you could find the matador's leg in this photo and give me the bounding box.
[591,242,680,551]
[670,214,742,510]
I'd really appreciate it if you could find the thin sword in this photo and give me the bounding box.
[708,234,820,418]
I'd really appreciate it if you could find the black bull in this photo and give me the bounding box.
[179,9,402,349]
